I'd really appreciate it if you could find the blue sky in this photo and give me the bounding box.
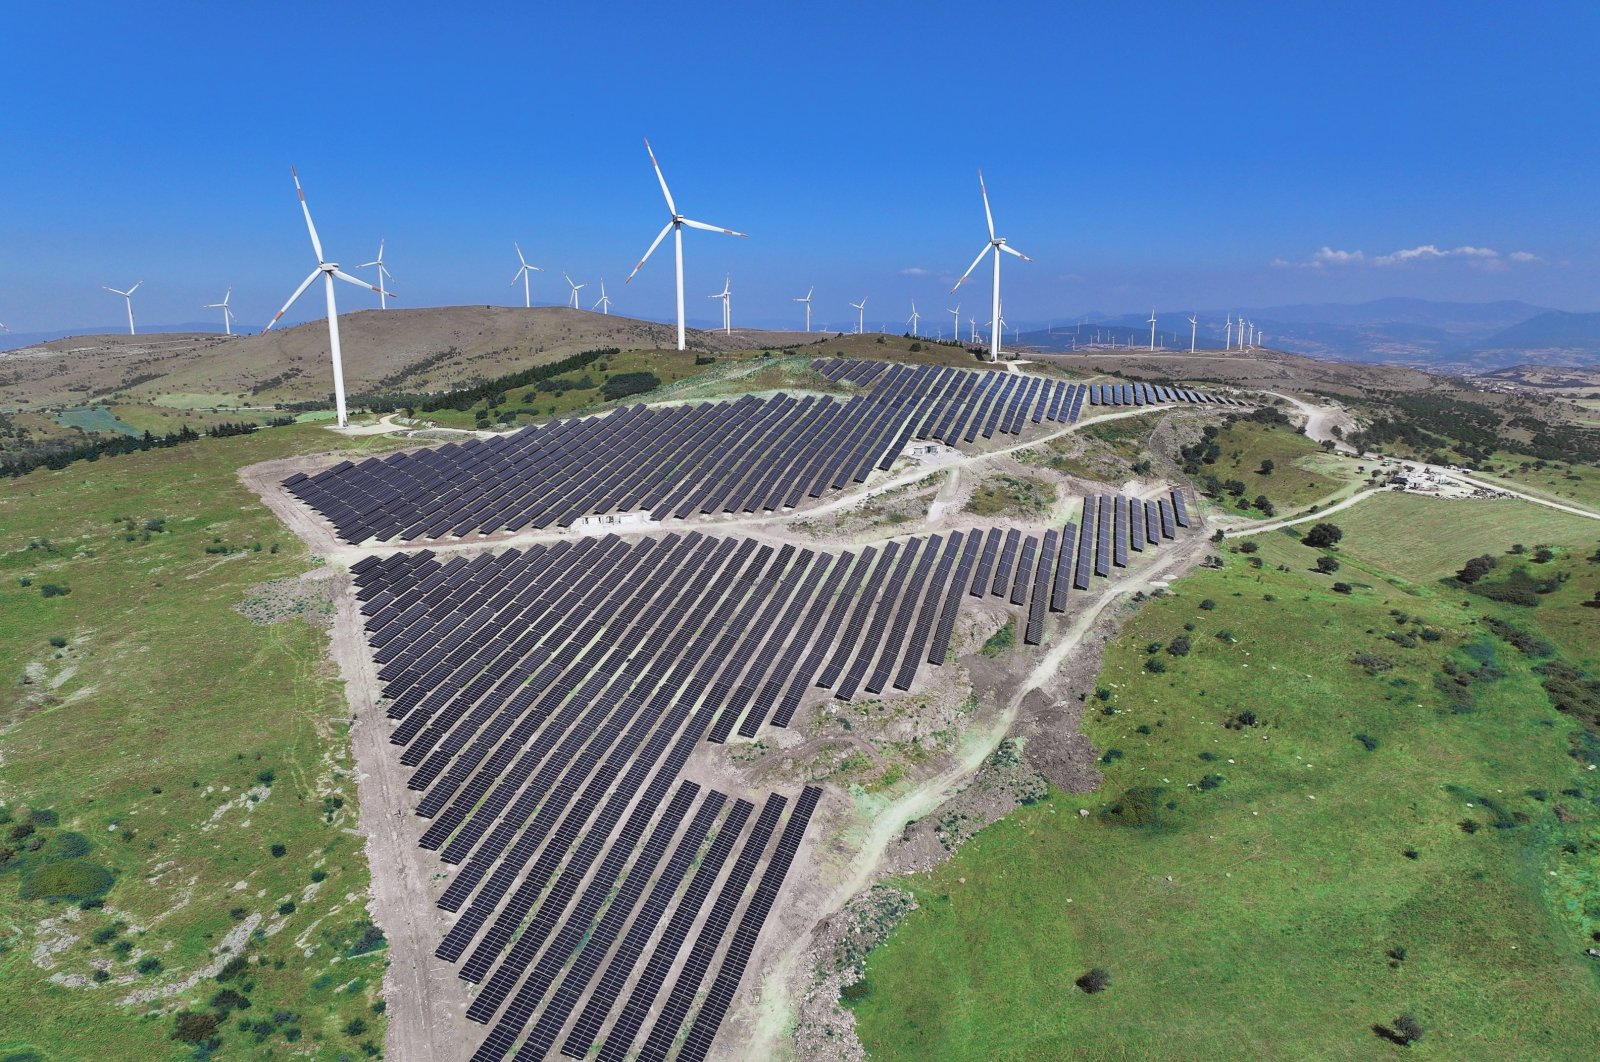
[2,2,1596,334]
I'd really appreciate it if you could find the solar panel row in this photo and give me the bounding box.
[289,357,1216,547]
[347,490,1198,1059]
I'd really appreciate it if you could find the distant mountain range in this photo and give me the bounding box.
[11,299,1600,374]
[1021,298,1600,372]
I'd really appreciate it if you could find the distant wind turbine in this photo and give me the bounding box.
[950,170,1031,362]
[708,274,731,333]
[358,239,394,309]
[510,242,543,308]
[263,167,392,430]
[1188,313,1197,353]
[948,304,960,342]
[102,281,142,336]
[850,297,868,334]
[1223,316,1233,351]
[969,316,978,344]
[204,288,237,336]
[626,138,747,350]
[907,299,921,337]
[564,273,586,310]
[593,279,611,315]
[1147,309,1157,351]
[793,286,814,332]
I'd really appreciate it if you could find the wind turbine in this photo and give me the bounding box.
[1147,309,1157,351]
[793,286,814,332]
[950,170,1031,362]
[358,240,394,309]
[907,299,921,337]
[850,297,868,335]
[510,243,542,307]
[593,279,612,315]
[1188,313,1197,353]
[1224,316,1233,350]
[102,281,142,335]
[708,274,731,333]
[204,288,237,336]
[948,304,960,342]
[564,273,586,310]
[626,138,747,351]
[263,167,392,430]
[969,316,978,344]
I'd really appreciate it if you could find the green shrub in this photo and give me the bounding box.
[19,860,113,901]
[600,371,661,402]
[48,636,67,649]
[172,1011,222,1043]
[1075,967,1111,993]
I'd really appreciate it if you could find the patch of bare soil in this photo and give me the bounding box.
[790,885,918,1062]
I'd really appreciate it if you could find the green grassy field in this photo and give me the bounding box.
[0,425,405,1060]
[1197,417,1351,513]
[1473,458,1600,515]
[53,407,142,438]
[852,496,1600,1060]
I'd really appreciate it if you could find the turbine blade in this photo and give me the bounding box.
[291,167,326,262]
[625,221,675,283]
[264,268,322,331]
[680,217,748,237]
[644,138,677,215]
[509,268,525,287]
[950,244,990,292]
[979,170,995,240]
[1000,244,1032,261]
[333,268,391,298]
[127,280,143,295]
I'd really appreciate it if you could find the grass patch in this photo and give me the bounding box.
[980,618,1016,657]
[965,473,1056,519]
[0,424,396,1057]
[852,508,1600,1060]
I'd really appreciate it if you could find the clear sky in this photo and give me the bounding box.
[2,2,1596,335]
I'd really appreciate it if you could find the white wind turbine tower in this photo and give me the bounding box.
[1147,309,1158,351]
[793,286,814,332]
[950,170,1032,362]
[102,281,142,335]
[204,288,237,336]
[708,275,731,333]
[359,239,394,308]
[850,297,868,334]
[969,316,978,344]
[264,167,393,430]
[626,138,748,351]
[1223,315,1233,350]
[1188,313,1197,353]
[907,299,921,337]
[948,305,960,342]
[564,274,586,309]
[593,279,612,315]
[510,243,542,307]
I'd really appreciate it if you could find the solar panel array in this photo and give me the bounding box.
[283,357,1228,546]
[345,491,1195,1059]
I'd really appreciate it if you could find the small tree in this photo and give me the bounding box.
[1258,459,1275,475]
[1302,522,1343,548]
[1075,968,1110,994]
[1316,556,1341,574]
[1456,554,1497,584]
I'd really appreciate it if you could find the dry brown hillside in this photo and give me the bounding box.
[0,306,823,410]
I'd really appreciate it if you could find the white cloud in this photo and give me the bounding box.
[899,266,931,277]
[1286,243,1542,270]
[1307,246,1365,268]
